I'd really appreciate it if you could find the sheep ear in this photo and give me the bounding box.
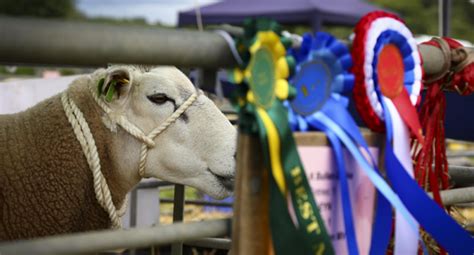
[98,67,132,103]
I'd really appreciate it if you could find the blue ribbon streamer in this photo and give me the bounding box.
[287,32,360,255]
[318,98,436,254]
[316,98,393,254]
[286,32,411,255]
[381,101,474,254]
[312,115,360,255]
[372,30,474,254]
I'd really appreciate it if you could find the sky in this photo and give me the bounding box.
[76,0,219,26]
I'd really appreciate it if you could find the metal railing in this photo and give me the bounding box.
[0,16,471,76]
[128,181,233,255]
[447,151,474,158]
[0,17,236,69]
[0,181,233,255]
[0,219,231,255]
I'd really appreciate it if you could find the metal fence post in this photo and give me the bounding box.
[129,189,139,255]
[171,184,186,255]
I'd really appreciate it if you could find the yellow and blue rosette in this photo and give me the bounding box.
[230,19,334,255]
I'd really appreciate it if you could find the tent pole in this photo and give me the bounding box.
[311,15,323,32]
[439,0,452,37]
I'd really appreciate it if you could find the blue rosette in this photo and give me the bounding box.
[287,32,354,124]
[285,32,420,255]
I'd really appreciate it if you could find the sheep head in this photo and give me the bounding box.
[93,65,236,199]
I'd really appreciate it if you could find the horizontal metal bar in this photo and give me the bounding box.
[1,16,472,76]
[160,198,233,207]
[429,187,474,206]
[135,180,174,189]
[0,219,231,255]
[446,138,474,145]
[447,151,474,158]
[449,165,474,187]
[0,17,237,68]
[184,237,232,250]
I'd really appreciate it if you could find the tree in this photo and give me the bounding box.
[0,0,79,18]
[369,0,474,43]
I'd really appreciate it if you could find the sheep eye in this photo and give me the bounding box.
[147,93,169,105]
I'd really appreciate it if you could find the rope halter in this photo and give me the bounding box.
[88,82,198,177]
[61,76,198,228]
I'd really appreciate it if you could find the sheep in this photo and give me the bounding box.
[0,65,237,241]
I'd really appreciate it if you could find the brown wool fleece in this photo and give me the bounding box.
[0,75,129,241]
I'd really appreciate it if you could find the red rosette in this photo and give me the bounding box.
[352,11,401,132]
[351,11,423,134]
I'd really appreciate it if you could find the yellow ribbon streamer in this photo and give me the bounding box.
[256,107,287,194]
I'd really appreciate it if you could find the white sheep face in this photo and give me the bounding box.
[98,66,236,199]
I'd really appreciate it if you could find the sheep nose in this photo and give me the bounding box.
[220,176,235,191]
[214,173,235,191]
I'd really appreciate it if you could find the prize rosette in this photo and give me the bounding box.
[352,11,423,254]
[286,31,359,254]
[229,19,334,255]
[286,32,354,126]
[352,11,474,254]
[285,32,419,255]
[352,11,423,140]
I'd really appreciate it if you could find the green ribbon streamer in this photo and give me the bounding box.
[231,18,334,254]
[236,95,334,254]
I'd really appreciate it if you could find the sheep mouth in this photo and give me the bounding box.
[208,168,235,191]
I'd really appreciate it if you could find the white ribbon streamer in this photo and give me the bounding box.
[384,98,419,255]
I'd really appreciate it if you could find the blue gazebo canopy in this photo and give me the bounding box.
[178,0,383,31]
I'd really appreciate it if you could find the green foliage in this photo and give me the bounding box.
[81,16,150,26]
[283,1,474,45]
[13,67,36,75]
[369,0,474,43]
[322,26,353,41]
[281,25,312,35]
[0,66,35,75]
[0,0,78,18]
[159,186,199,200]
[309,1,474,44]
[59,68,77,76]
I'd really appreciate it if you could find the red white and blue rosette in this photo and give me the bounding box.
[352,11,423,138]
[352,11,474,254]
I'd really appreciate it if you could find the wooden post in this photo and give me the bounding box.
[231,133,272,255]
[231,131,382,255]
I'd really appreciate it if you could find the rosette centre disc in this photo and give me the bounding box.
[248,47,276,109]
[377,44,404,99]
[290,60,332,116]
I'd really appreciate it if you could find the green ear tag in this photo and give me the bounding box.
[97,78,105,96]
[105,80,117,102]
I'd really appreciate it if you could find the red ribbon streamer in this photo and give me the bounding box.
[414,37,473,255]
